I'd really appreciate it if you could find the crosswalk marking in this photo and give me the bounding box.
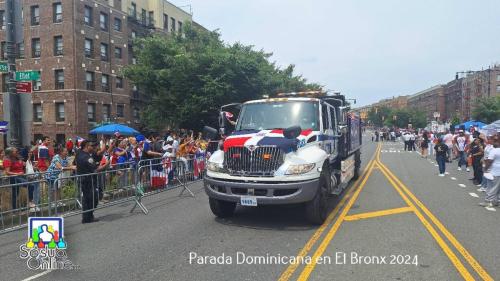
[451,177,457,180]
[468,192,479,198]
[458,184,466,188]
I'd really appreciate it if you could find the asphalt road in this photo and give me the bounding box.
[1,134,499,281]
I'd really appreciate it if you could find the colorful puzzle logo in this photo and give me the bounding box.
[25,217,67,249]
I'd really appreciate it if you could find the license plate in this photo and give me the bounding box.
[240,196,257,206]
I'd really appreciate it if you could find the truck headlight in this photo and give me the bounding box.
[207,161,224,173]
[285,163,316,175]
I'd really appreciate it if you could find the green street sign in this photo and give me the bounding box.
[16,71,40,81]
[0,62,8,73]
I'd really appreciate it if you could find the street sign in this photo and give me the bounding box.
[15,71,39,81]
[0,62,8,73]
[16,81,32,93]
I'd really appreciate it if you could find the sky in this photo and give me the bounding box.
[170,0,500,106]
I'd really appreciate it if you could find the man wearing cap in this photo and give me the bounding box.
[455,130,470,172]
[76,140,109,223]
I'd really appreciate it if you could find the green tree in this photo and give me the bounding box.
[124,23,321,131]
[367,106,391,127]
[472,96,500,124]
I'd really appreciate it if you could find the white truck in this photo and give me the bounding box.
[203,91,362,224]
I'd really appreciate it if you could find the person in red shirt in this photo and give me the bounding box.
[66,138,74,155]
[4,147,40,212]
[37,137,51,172]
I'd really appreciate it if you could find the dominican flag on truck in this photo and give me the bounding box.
[0,121,8,133]
[150,157,173,188]
[223,129,314,153]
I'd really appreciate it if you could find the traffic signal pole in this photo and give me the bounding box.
[5,0,21,147]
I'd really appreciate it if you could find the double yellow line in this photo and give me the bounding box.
[278,143,493,281]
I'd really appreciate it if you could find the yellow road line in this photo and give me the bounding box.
[377,158,493,281]
[296,147,379,281]
[277,144,380,281]
[343,206,413,221]
[376,162,474,280]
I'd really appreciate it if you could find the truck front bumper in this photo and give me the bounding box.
[204,176,320,205]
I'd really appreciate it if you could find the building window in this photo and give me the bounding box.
[178,21,182,32]
[0,10,4,30]
[54,36,63,56]
[53,3,62,23]
[100,43,108,61]
[114,47,122,59]
[114,18,122,31]
[103,104,111,121]
[55,69,64,89]
[131,2,137,18]
[31,6,40,26]
[55,102,65,121]
[497,85,500,93]
[86,71,95,90]
[170,17,176,32]
[133,107,139,119]
[163,14,168,30]
[84,38,93,58]
[132,57,137,65]
[99,12,108,31]
[131,30,136,39]
[17,42,24,59]
[117,104,124,118]
[0,42,5,60]
[141,9,146,25]
[34,76,41,91]
[116,77,123,89]
[101,74,110,92]
[148,11,154,27]
[32,38,41,58]
[84,5,93,26]
[33,104,42,122]
[497,74,500,82]
[87,103,96,122]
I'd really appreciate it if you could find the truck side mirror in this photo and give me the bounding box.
[284,126,301,139]
[203,126,218,140]
[218,112,227,128]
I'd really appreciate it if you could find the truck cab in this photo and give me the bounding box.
[204,91,362,224]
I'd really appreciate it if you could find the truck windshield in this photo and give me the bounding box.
[236,101,319,131]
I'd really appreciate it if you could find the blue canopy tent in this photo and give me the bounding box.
[454,120,486,129]
[480,120,500,135]
[89,123,140,136]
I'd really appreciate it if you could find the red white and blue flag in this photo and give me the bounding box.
[150,157,173,188]
[0,121,8,133]
[223,129,314,153]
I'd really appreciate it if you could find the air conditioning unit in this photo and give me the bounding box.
[33,84,41,91]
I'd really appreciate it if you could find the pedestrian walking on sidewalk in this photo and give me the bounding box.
[479,134,500,208]
[434,137,447,176]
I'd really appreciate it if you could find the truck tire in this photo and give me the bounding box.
[353,150,361,180]
[209,198,236,218]
[305,168,329,225]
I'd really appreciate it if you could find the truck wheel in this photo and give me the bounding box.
[353,150,361,180]
[306,168,329,225]
[209,198,236,218]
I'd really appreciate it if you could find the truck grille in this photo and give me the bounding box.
[224,146,284,176]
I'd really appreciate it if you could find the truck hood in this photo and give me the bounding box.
[223,129,315,153]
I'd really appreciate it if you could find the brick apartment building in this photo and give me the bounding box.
[407,85,445,122]
[0,0,194,146]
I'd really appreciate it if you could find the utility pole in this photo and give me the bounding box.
[5,0,21,147]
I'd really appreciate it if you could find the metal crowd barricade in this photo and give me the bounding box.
[0,156,206,235]
[0,175,50,234]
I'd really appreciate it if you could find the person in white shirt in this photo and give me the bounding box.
[478,135,494,193]
[403,133,410,151]
[480,134,500,207]
[454,130,469,171]
[409,133,416,151]
[443,131,453,162]
[428,132,435,156]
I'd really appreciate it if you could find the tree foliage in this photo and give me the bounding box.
[472,96,500,124]
[367,107,427,129]
[124,23,321,131]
